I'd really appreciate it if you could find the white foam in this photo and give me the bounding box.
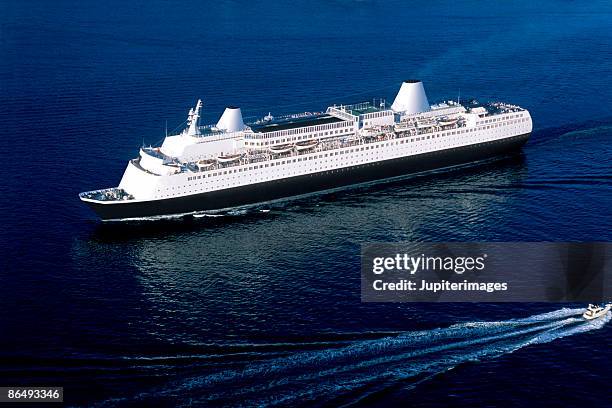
[125,308,609,405]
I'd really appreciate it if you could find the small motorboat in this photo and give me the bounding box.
[217,154,241,163]
[295,140,318,151]
[582,303,612,320]
[269,144,294,154]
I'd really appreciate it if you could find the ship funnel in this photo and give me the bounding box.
[391,80,430,114]
[216,106,245,132]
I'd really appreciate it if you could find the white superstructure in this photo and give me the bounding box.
[80,80,533,220]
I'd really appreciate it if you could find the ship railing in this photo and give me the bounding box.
[141,146,175,162]
[326,106,359,122]
[177,127,249,142]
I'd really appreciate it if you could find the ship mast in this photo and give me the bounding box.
[185,99,203,136]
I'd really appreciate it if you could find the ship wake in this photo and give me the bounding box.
[103,308,609,406]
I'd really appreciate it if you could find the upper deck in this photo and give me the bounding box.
[250,114,344,133]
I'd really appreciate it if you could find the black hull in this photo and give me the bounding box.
[84,133,530,220]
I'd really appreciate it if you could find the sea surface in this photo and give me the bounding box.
[1,1,611,406]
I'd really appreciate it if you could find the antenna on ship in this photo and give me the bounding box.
[457,89,461,105]
[165,120,168,138]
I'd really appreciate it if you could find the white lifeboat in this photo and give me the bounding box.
[394,122,412,132]
[360,127,376,137]
[269,144,294,154]
[196,159,216,170]
[416,120,436,129]
[438,117,459,126]
[217,153,242,163]
[295,140,319,151]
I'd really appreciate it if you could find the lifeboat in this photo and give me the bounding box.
[394,122,412,132]
[217,154,242,163]
[416,120,436,129]
[438,117,459,126]
[196,159,216,170]
[360,128,374,137]
[295,140,319,151]
[269,144,294,154]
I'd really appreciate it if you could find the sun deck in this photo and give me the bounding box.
[251,115,344,133]
[347,105,383,115]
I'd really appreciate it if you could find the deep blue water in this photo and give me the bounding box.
[1,0,611,406]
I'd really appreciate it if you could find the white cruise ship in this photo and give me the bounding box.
[79,80,532,220]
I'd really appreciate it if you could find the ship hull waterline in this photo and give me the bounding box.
[83,133,530,221]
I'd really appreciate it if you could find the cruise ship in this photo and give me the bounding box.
[79,80,533,220]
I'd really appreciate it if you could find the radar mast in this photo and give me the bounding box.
[185,99,203,136]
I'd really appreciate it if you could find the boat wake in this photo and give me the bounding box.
[103,308,609,407]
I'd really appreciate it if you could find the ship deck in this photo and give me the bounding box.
[251,115,344,133]
[347,106,381,115]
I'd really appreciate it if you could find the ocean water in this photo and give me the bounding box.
[1,0,611,406]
